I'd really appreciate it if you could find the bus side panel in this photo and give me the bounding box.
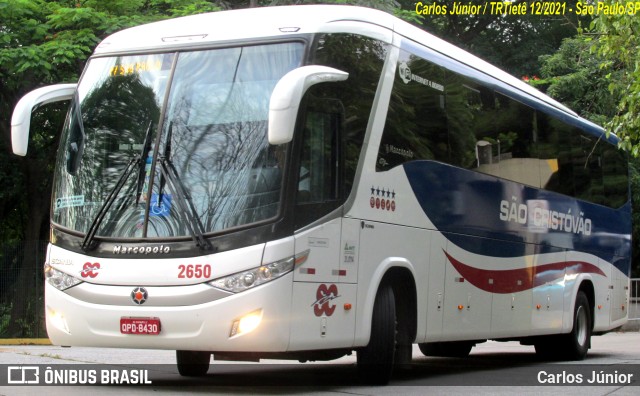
[489,241,535,339]
[611,262,630,327]
[293,218,341,283]
[353,221,426,347]
[593,257,612,331]
[531,251,566,335]
[441,234,491,341]
[288,282,357,350]
[288,218,359,350]
[339,218,361,284]
[422,231,446,343]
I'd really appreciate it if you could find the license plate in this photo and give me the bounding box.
[120,317,161,335]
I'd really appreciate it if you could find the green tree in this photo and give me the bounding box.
[589,0,640,157]
[537,36,618,126]
[397,0,587,78]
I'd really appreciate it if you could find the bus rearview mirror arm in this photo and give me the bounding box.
[11,83,77,156]
[268,66,348,145]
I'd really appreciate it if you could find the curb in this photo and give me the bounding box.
[0,339,51,345]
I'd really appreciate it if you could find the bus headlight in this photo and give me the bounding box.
[44,264,82,291]
[208,252,306,293]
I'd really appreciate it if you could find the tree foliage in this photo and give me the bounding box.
[588,0,640,157]
[395,0,586,78]
[536,36,618,127]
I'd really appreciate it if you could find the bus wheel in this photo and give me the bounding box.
[357,283,396,385]
[176,350,211,377]
[418,341,473,358]
[534,291,591,361]
[561,291,591,360]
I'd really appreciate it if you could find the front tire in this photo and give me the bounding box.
[176,350,211,377]
[357,283,396,385]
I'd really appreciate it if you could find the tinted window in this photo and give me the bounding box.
[378,49,448,171]
[294,34,387,228]
[538,111,628,207]
[378,44,627,208]
[313,33,387,195]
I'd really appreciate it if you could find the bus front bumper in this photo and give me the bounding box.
[44,273,294,352]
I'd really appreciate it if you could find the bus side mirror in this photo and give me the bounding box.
[11,83,77,156]
[268,66,348,145]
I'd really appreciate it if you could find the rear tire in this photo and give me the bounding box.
[357,284,396,385]
[534,291,591,361]
[562,291,591,360]
[176,350,211,377]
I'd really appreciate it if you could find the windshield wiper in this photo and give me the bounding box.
[81,156,140,251]
[81,122,154,251]
[136,121,154,204]
[158,156,213,251]
[157,122,212,251]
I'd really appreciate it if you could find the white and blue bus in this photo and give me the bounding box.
[11,5,631,384]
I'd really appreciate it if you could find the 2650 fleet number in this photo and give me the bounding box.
[178,264,211,279]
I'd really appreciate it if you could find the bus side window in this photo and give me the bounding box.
[293,95,344,229]
[298,107,342,204]
[378,50,448,171]
[464,90,538,187]
[293,33,386,229]
[446,78,495,169]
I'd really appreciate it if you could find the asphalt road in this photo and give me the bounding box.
[1,332,639,395]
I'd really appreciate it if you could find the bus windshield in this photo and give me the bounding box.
[52,42,304,240]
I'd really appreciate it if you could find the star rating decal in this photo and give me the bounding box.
[369,186,397,212]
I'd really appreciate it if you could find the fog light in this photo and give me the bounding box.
[48,307,70,334]
[230,310,263,337]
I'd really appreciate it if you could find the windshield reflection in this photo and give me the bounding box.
[52,43,303,240]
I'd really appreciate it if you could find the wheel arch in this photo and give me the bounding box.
[563,275,596,333]
[577,279,595,331]
[354,259,417,348]
[382,267,418,346]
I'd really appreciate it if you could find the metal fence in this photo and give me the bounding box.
[0,240,48,338]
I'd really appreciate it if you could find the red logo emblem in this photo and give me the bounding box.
[312,284,339,317]
[131,287,148,305]
[81,262,100,278]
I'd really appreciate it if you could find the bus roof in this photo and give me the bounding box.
[94,5,396,54]
[94,5,600,133]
